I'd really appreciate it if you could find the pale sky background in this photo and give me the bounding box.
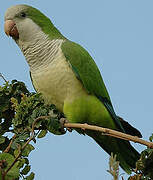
[1,0,153,179]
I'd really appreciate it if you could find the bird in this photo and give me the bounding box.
[4,4,142,174]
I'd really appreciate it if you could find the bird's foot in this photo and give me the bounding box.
[60,118,72,132]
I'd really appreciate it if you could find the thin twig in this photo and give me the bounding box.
[64,123,153,148]
[3,117,41,177]
[0,166,5,180]
[0,73,7,83]
[4,135,16,153]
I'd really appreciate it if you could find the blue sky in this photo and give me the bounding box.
[1,0,153,179]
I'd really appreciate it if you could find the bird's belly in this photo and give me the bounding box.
[31,53,86,111]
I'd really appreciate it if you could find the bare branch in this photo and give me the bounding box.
[0,73,7,83]
[4,135,16,153]
[64,123,153,148]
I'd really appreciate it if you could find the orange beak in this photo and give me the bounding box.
[4,20,19,39]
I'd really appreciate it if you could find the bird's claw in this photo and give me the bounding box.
[60,118,72,132]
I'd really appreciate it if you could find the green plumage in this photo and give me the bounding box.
[20,5,65,40]
[61,41,125,132]
[4,4,141,174]
[61,40,140,173]
[61,41,110,99]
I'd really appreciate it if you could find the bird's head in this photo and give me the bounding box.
[4,4,64,42]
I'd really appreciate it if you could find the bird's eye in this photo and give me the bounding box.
[20,12,26,18]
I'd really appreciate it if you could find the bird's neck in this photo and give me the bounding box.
[16,31,64,72]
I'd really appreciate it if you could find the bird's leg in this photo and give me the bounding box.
[60,118,72,132]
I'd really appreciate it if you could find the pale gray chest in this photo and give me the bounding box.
[31,47,84,111]
[19,36,85,111]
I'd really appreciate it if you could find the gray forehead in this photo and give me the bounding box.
[4,4,29,20]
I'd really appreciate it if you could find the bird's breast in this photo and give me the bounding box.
[31,49,86,112]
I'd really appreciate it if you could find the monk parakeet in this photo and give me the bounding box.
[4,4,142,174]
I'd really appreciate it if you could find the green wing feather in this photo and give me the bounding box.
[61,40,125,132]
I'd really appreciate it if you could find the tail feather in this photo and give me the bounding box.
[86,130,140,174]
[118,117,142,138]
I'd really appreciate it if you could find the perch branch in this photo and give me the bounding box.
[25,115,153,148]
[64,123,153,149]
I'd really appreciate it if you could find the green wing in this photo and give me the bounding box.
[61,40,124,132]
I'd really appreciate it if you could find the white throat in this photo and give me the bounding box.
[15,18,64,72]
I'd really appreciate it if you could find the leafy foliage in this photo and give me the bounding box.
[0,153,19,179]
[108,146,153,180]
[127,135,153,180]
[134,147,153,179]
[0,80,64,179]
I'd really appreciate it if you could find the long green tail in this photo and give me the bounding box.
[86,130,140,174]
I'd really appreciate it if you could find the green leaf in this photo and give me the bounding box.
[47,118,65,135]
[34,119,42,128]
[21,165,31,175]
[136,148,153,179]
[17,158,25,168]
[0,136,5,144]
[149,134,153,142]
[38,130,48,138]
[22,144,35,157]
[16,132,30,141]
[11,140,19,150]
[14,149,20,158]
[0,153,20,179]
[0,137,10,151]
[25,172,35,180]
[24,158,29,165]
